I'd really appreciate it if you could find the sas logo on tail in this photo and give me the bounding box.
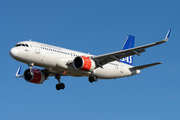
[120,56,133,65]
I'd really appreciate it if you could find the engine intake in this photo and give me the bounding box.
[73,56,96,71]
[24,69,45,84]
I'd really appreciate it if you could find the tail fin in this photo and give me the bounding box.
[120,35,135,66]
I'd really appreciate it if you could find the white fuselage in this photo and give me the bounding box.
[10,41,140,79]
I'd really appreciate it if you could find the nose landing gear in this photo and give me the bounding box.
[28,63,34,75]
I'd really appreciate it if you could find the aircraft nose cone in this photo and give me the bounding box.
[9,47,18,57]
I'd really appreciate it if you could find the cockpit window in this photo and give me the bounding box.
[15,44,21,47]
[15,44,29,47]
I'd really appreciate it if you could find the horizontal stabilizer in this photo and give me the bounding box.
[129,62,162,70]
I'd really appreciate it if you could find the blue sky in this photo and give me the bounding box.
[1,0,180,120]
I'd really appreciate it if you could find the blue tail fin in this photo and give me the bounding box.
[120,35,135,66]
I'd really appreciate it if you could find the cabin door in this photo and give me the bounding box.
[120,63,124,73]
[33,42,40,54]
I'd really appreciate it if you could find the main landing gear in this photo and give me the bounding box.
[88,71,98,83]
[55,75,65,90]
[89,75,98,83]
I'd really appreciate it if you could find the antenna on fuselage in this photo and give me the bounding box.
[30,39,31,41]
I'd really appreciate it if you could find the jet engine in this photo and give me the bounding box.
[24,69,46,84]
[73,56,96,71]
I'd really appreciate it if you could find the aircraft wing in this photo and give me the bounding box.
[91,29,171,67]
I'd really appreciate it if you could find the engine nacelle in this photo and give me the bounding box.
[73,56,96,71]
[24,69,46,84]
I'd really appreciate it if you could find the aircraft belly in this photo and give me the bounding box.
[95,64,132,79]
[49,67,87,77]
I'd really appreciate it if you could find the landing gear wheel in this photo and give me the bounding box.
[89,75,98,83]
[56,83,65,90]
[55,75,65,90]
[93,75,98,82]
[56,84,61,90]
[89,76,94,83]
[60,83,65,89]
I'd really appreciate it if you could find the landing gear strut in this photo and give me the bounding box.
[28,63,34,75]
[55,75,65,90]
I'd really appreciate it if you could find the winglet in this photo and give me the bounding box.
[15,66,23,78]
[165,29,171,41]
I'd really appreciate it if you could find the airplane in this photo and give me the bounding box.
[9,29,171,90]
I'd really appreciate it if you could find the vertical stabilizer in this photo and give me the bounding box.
[120,35,135,66]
